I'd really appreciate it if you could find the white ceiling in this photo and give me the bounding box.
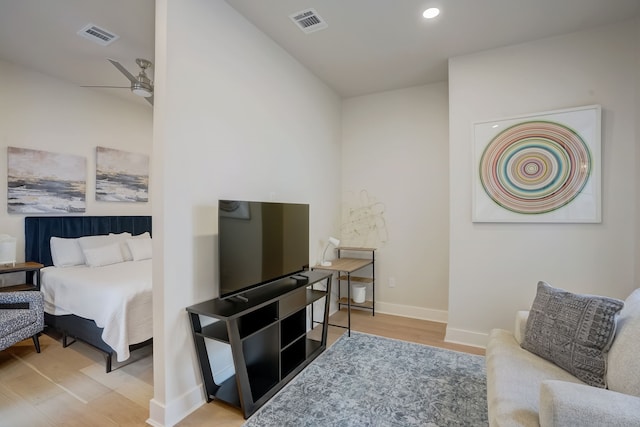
[0,0,155,106]
[226,0,640,97]
[1,0,638,102]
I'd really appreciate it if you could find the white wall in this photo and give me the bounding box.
[150,1,342,425]
[0,59,152,273]
[341,83,449,321]
[447,20,639,347]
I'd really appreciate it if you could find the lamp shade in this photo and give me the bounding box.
[0,234,17,266]
[321,236,341,266]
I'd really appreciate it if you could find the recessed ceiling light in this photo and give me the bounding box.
[423,8,440,19]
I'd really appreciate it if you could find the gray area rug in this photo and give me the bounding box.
[243,331,487,427]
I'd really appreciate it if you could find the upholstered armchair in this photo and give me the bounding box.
[0,291,45,353]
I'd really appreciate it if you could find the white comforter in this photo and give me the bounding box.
[40,260,152,362]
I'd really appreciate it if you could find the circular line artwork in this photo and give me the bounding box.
[479,121,591,214]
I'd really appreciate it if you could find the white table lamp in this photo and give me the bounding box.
[0,234,17,266]
[321,236,340,266]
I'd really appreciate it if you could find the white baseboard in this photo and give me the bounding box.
[375,301,448,323]
[147,384,205,427]
[444,327,488,349]
[147,398,165,427]
[364,300,488,349]
[146,400,164,427]
[340,301,488,349]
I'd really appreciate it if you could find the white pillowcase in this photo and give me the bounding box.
[109,232,135,261]
[50,237,85,267]
[126,236,152,261]
[78,233,131,264]
[83,243,125,267]
[121,232,150,261]
[50,232,148,267]
[78,233,130,251]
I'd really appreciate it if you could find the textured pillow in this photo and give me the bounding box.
[50,237,85,267]
[521,281,624,388]
[126,236,152,261]
[83,243,125,267]
[606,288,640,397]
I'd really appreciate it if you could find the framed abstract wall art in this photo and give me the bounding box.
[96,147,149,202]
[7,147,86,214]
[472,105,601,223]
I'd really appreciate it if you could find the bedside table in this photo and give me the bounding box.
[0,262,44,292]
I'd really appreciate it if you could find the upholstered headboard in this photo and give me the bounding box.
[25,216,152,267]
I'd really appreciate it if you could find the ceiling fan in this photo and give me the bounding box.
[83,58,154,106]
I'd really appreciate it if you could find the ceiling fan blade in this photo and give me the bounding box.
[108,59,138,85]
[146,95,154,106]
[81,85,130,89]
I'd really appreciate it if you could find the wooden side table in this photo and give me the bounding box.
[313,247,376,336]
[0,262,44,292]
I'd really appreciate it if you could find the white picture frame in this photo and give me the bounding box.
[472,105,601,223]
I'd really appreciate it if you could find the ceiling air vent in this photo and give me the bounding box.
[289,8,328,34]
[77,23,119,46]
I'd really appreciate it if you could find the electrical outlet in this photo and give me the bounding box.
[388,277,396,288]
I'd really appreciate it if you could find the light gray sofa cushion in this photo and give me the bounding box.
[539,380,640,427]
[606,288,640,397]
[486,329,584,427]
[521,281,623,388]
[514,310,529,345]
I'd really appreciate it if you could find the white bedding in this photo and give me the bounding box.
[40,259,152,362]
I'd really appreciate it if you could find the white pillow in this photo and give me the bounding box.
[126,236,152,261]
[78,233,129,251]
[109,232,134,261]
[109,232,133,241]
[120,232,150,261]
[50,237,85,267]
[78,233,131,262]
[83,243,125,267]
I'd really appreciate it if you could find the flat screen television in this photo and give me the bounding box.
[218,200,310,299]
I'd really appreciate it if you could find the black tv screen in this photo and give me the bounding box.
[218,200,310,299]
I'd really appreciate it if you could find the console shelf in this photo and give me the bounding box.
[186,270,332,419]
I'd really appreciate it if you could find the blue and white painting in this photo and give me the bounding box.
[96,147,149,202]
[7,147,86,214]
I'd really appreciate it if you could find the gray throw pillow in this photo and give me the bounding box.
[521,281,624,388]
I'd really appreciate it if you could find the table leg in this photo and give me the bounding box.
[347,273,351,337]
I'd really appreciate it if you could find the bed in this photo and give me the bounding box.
[25,216,152,372]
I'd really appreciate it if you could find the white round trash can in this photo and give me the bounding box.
[352,284,366,304]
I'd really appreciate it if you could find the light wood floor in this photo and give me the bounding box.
[0,310,483,426]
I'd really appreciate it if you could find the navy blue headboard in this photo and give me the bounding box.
[25,216,152,267]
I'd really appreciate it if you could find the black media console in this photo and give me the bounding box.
[186,270,332,418]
